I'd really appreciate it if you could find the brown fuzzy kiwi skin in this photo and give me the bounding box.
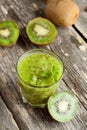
[45,0,49,4]
[45,0,80,27]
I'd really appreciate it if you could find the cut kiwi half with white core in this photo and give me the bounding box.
[0,28,10,38]
[0,20,19,46]
[48,91,78,122]
[33,24,49,37]
[26,17,57,45]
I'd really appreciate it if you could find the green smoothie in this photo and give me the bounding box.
[17,49,64,108]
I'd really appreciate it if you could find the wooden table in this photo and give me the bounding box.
[0,0,87,130]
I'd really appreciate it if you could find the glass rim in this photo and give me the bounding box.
[16,49,64,88]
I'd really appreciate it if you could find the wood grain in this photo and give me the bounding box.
[0,0,87,130]
[74,0,87,40]
[49,26,87,109]
[0,96,19,130]
[0,75,87,130]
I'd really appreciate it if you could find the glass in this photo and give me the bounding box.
[16,49,64,108]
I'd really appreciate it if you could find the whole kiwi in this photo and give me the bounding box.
[45,0,80,27]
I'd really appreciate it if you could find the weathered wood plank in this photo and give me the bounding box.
[0,0,86,109]
[73,0,87,39]
[0,75,87,130]
[0,96,19,130]
[0,0,87,130]
[49,26,87,109]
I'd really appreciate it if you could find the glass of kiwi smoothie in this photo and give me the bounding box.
[16,49,64,108]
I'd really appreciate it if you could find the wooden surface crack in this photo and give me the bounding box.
[72,25,87,43]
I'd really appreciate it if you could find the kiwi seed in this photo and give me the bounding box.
[48,91,78,122]
[26,17,57,45]
[0,20,19,46]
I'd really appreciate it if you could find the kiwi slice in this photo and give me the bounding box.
[26,17,57,45]
[0,20,19,46]
[48,91,78,122]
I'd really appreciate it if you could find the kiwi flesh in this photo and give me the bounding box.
[0,20,19,46]
[26,17,57,45]
[48,91,78,122]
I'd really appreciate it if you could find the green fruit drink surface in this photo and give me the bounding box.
[17,51,63,107]
[17,53,63,87]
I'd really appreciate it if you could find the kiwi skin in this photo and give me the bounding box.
[0,20,19,47]
[45,0,80,27]
[26,17,57,46]
[47,91,78,122]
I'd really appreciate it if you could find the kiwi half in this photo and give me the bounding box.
[0,20,19,46]
[48,91,78,122]
[26,17,57,45]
